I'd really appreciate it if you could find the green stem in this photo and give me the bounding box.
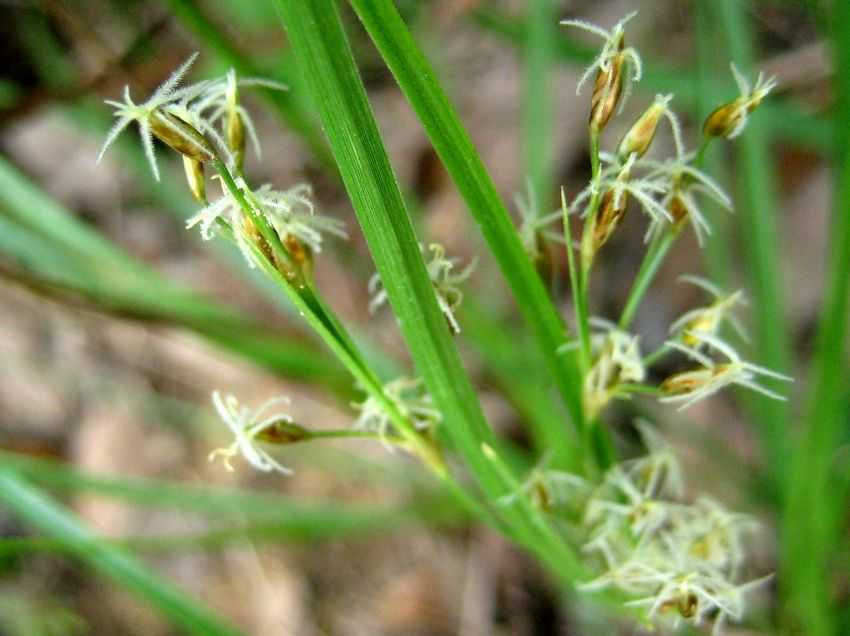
[780,3,850,631]
[643,343,673,367]
[561,188,590,373]
[619,228,678,330]
[577,129,602,366]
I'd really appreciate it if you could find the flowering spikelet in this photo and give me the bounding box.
[562,318,645,418]
[98,55,288,180]
[98,53,212,180]
[669,276,747,348]
[642,149,733,246]
[561,12,642,130]
[703,63,777,139]
[207,391,293,474]
[351,377,441,451]
[617,93,683,162]
[369,244,476,334]
[188,69,288,169]
[499,453,590,512]
[659,332,792,410]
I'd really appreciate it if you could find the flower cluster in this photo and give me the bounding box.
[577,424,768,635]
[563,14,775,257]
[551,13,788,633]
[369,243,476,334]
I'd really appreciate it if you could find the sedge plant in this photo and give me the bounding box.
[91,6,804,634]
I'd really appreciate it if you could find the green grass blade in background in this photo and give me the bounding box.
[0,468,242,636]
[781,3,850,632]
[694,3,734,290]
[347,0,584,462]
[0,156,351,389]
[274,0,582,582]
[715,0,792,489]
[0,450,462,536]
[523,0,556,210]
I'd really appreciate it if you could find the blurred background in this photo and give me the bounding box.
[0,0,845,634]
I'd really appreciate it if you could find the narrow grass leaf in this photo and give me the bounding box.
[715,0,792,483]
[781,3,850,632]
[275,0,582,581]
[0,468,242,636]
[347,0,585,455]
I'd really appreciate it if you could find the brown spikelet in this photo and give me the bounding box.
[592,188,628,252]
[227,109,246,170]
[182,156,206,203]
[678,593,699,619]
[589,51,624,131]
[617,96,671,160]
[149,110,215,161]
[703,100,744,138]
[256,421,310,444]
